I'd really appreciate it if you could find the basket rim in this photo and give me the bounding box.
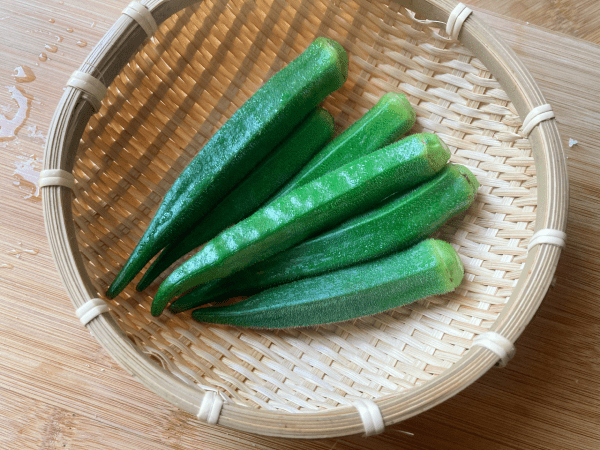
[42,0,568,439]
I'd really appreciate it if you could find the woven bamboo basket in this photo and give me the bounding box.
[42,0,568,439]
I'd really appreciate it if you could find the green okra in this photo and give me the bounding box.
[268,92,416,203]
[170,162,478,313]
[106,37,348,299]
[136,107,335,292]
[151,133,451,316]
[190,239,464,329]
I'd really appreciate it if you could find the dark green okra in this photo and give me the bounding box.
[268,92,416,203]
[135,108,335,291]
[106,37,348,299]
[190,239,464,328]
[151,133,451,316]
[170,162,478,313]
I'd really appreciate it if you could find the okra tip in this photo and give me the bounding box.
[379,92,416,128]
[313,107,335,133]
[151,268,196,316]
[429,239,464,291]
[312,37,349,86]
[422,134,452,174]
[151,284,174,316]
[106,233,166,298]
[136,270,154,292]
[454,163,480,194]
[136,254,165,292]
[107,268,140,299]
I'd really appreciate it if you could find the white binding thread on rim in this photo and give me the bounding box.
[122,1,158,37]
[353,399,385,436]
[522,104,555,137]
[39,169,75,190]
[66,71,107,112]
[472,332,515,368]
[527,228,567,251]
[76,298,110,326]
[197,391,224,425]
[446,3,473,40]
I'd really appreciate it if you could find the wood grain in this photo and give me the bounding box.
[0,1,598,448]
[468,0,600,43]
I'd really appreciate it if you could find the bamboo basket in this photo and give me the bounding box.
[42,0,568,439]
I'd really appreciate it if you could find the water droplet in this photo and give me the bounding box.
[38,53,47,62]
[44,44,58,53]
[26,125,45,141]
[58,0,63,4]
[0,263,14,270]
[56,35,63,43]
[76,40,87,48]
[13,154,41,199]
[66,27,73,33]
[90,21,95,28]
[48,18,55,23]
[0,86,30,141]
[8,248,39,258]
[13,66,36,83]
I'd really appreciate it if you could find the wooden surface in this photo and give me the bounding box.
[0,1,598,448]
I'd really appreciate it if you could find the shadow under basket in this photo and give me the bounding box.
[42,0,568,439]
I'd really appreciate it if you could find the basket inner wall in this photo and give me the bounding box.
[73,0,537,412]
